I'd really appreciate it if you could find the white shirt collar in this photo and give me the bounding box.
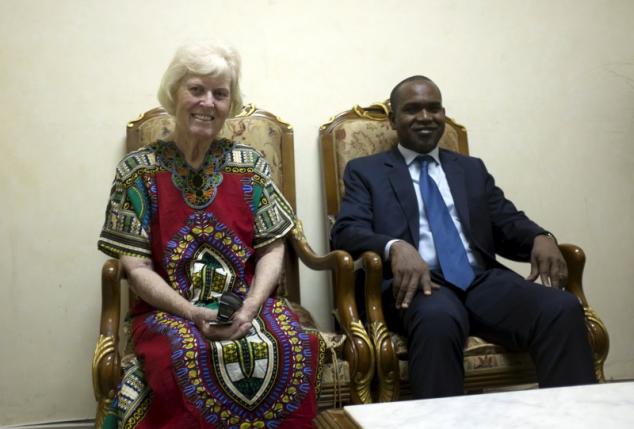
[397,144,441,167]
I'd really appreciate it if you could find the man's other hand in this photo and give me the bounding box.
[526,234,568,288]
[390,240,439,308]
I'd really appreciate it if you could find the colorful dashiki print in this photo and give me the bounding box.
[98,139,323,429]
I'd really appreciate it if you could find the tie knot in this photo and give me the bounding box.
[417,155,436,168]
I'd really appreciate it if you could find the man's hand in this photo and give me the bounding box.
[526,234,568,288]
[390,240,439,309]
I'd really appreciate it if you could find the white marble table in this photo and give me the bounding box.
[344,382,634,428]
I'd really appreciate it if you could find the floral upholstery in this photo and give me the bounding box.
[318,332,351,408]
[390,333,534,386]
[131,114,172,148]
[220,118,285,188]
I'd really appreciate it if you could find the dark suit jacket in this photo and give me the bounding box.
[331,146,546,272]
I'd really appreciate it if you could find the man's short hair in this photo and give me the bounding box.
[389,75,436,111]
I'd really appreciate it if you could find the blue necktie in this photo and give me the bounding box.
[418,156,475,290]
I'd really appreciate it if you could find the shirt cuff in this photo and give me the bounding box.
[384,239,402,261]
[536,231,558,244]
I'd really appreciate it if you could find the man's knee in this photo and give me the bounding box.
[540,290,586,330]
[405,299,469,346]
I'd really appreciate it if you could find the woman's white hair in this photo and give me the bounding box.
[157,41,243,117]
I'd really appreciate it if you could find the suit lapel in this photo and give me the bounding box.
[440,149,472,235]
[386,147,419,244]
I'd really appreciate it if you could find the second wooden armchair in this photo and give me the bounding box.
[319,101,609,402]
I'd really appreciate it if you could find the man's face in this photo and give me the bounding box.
[389,80,445,154]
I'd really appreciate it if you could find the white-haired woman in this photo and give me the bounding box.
[98,42,322,429]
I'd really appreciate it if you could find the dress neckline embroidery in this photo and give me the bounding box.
[154,139,233,209]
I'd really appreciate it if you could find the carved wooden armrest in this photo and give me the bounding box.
[558,243,588,304]
[353,251,384,326]
[288,222,356,320]
[289,222,352,272]
[558,243,609,381]
[288,220,375,403]
[92,259,122,403]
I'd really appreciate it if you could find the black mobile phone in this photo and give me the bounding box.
[208,291,243,325]
[208,319,233,326]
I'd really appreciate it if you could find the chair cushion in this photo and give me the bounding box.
[318,332,351,408]
[289,299,352,400]
[391,333,534,381]
[220,117,285,188]
[134,115,173,148]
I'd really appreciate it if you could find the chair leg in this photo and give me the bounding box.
[361,251,400,402]
[95,397,112,429]
[345,320,375,404]
[370,320,400,402]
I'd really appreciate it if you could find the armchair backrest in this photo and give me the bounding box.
[319,101,469,229]
[126,105,301,302]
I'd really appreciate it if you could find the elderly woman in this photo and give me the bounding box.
[98,42,322,428]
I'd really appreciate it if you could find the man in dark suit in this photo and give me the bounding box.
[331,75,596,398]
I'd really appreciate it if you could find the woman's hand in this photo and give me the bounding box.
[122,255,205,322]
[191,305,218,331]
[190,237,282,342]
[121,254,260,341]
[191,304,254,341]
[232,298,260,328]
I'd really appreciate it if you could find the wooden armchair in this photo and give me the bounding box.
[319,101,610,402]
[92,105,375,426]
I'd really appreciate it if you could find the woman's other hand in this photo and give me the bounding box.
[193,238,280,341]
[192,304,253,341]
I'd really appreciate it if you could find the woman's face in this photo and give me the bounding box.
[173,72,232,144]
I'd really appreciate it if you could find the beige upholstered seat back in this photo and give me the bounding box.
[319,102,468,226]
[126,105,299,301]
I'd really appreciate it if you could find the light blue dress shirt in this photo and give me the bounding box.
[384,145,481,269]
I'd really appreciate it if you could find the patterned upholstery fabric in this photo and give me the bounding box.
[221,118,285,189]
[318,332,351,408]
[133,115,172,148]
[390,333,534,380]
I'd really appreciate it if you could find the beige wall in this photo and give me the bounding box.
[1,0,632,425]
